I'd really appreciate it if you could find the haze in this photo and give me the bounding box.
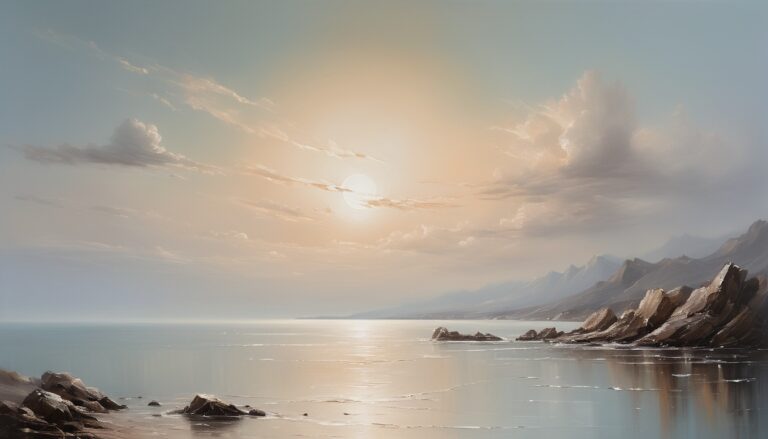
[1,1,767,321]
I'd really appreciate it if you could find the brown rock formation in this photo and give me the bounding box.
[431,327,503,341]
[517,263,768,348]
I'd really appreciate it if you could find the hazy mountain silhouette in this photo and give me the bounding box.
[641,233,732,262]
[352,254,621,318]
[495,220,768,320]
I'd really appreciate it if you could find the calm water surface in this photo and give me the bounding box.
[0,320,766,438]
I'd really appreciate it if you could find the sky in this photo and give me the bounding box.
[1,0,767,320]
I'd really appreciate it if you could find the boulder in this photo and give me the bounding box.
[431,327,503,341]
[666,286,693,308]
[673,263,744,318]
[178,394,265,417]
[22,390,76,424]
[572,309,647,343]
[578,308,617,333]
[537,327,563,340]
[0,399,64,439]
[148,400,161,407]
[516,329,538,341]
[636,289,676,327]
[75,399,107,413]
[40,371,125,412]
[515,328,563,341]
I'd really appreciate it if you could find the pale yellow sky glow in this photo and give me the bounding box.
[2,1,767,320]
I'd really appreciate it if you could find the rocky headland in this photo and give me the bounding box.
[516,262,768,347]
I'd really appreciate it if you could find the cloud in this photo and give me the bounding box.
[116,58,149,75]
[242,164,455,211]
[379,223,479,254]
[14,195,64,208]
[258,126,384,163]
[207,230,250,241]
[363,196,457,211]
[35,29,381,164]
[90,205,136,218]
[177,74,274,111]
[149,93,178,111]
[481,70,757,236]
[238,199,315,222]
[20,119,218,173]
[242,165,351,193]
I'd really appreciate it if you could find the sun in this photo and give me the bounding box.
[342,174,377,210]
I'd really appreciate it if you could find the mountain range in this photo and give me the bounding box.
[355,220,767,321]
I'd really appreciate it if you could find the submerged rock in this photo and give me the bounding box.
[248,408,266,417]
[431,327,503,341]
[148,400,161,407]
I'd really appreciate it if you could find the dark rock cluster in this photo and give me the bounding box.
[431,326,503,341]
[515,327,564,341]
[0,371,124,438]
[172,394,266,417]
[517,263,768,348]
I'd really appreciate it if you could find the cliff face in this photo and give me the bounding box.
[494,220,768,321]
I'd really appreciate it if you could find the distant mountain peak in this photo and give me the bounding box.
[711,219,768,259]
[610,258,654,285]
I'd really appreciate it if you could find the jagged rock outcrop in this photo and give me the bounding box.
[40,371,125,412]
[577,308,617,333]
[516,263,768,348]
[0,398,96,439]
[515,327,563,341]
[174,394,266,417]
[0,371,124,438]
[431,327,503,341]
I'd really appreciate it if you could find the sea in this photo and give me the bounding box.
[1,319,766,438]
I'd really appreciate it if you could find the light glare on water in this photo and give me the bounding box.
[0,320,766,438]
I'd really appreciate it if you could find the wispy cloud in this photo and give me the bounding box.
[206,230,250,241]
[14,194,64,208]
[258,126,384,163]
[242,164,456,211]
[241,165,351,193]
[19,118,219,173]
[238,199,315,222]
[363,196,457,211]
[35,29,380,163]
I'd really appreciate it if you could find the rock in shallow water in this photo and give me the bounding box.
[516,327,563,341]
[431,327,502,341]
[175,394,267,417]
[517,263,768,348]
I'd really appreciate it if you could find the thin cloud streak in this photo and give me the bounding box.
[35,29,381,163]
[238,199,316,223]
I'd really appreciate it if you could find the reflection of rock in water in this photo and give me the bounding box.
[561,347,766,437]
[186,416,242,435]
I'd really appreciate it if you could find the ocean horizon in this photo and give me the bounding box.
[2,319,766,438]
